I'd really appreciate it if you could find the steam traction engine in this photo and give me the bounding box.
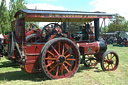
[0,9,119,79]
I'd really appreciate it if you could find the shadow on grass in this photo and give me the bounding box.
[0,61,19,68]
[0,71,49,82]
[113,44,128,47]
[0,60,50,81]
[94,69,103,72]
[0,60,103,81]
[78,65,97,72]
[78,64,103,73]
[0,66,102,82]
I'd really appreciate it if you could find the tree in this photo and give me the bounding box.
[9,0,27,21]
[0,0,10,34]
[108,13,125,32]
[123,21,128,31]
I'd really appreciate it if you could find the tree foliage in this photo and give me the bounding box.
[0,0,10,34]
[108,13,128,32]
[123,21,128,31]
[9,0,27,21]
[0,0,27,34]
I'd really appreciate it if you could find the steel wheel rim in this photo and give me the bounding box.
[43,39,80,79]
[103,52,119,71]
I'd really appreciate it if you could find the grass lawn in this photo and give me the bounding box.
[0,45,128,85]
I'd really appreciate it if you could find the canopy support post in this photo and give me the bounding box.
[94,19,99,41]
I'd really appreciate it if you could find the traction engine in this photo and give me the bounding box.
[0,9,119,79]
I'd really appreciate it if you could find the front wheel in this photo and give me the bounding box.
[83,54,98,67]
[101,51,119,71]
[39,38,80,79]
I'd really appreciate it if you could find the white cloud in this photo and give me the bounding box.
[90,0,128,20]
[26,3,67,27]
[26,3,66,10]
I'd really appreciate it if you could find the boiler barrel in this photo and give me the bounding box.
[79,40,107,55]
[97,41,107,53]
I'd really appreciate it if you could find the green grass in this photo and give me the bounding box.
[0,45,128,85]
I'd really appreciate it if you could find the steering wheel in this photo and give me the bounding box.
[40,23,63,40]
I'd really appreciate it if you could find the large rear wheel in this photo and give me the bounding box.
[39,38,80,79]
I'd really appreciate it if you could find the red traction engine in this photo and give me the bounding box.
[0,9,119,79]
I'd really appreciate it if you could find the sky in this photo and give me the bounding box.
[24,0,128,20]
[1,0,128,26]
[2,0,128,19]
[25,0,93,11]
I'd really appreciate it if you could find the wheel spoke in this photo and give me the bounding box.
[104,57,108,60]
[64,61,72,67]
[64,47,71,55]
[110,54,112,59]
[56,66,59,76]
[113,59,116,62]
[85,57,89,59]
[63,64,70,72]
[105,64,109,69]
[111,64,114,69]
[61,64,63,75]
[104,62,107,64]
[108,64,109,70]
[107,55,109,59]
[62,44,65,55]
[93,60,96,63]
[111,55,115,59]
[86,55,89,58]
[65,53,72,58]
[49,64,58,72]
[89,60,92,65]
[47,50,54,56]
[90,60,92,63]
[66,58,76,61]
[44,58,56,60]
[92,55,95,58]
[46,61,54,67]
[85,60,89,63]
[110,54,114,59]
[104,59,109,62]
[51,45,60,56]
